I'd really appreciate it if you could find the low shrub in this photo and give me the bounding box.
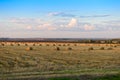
[33,44,35,46]
[107,47,113,50]
[25,44,28,46]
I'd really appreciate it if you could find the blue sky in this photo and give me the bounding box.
[0,0,120,38]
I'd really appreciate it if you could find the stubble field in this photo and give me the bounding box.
[0,42,120,80]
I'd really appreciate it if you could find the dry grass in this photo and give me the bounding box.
[0,42,120,79]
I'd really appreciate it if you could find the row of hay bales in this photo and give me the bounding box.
[25,47,73,51]
[0,43,75,46]
[0,43,119,47]
[0,43,78,47]
[25,46,114,51]
[88,47,113,50]
[0,43,118,51]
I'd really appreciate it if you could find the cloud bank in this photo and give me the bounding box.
[8,17,120,32]
[48,12,75,17]
[80,15,110,18]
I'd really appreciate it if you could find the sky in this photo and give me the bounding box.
[0,0,120,38]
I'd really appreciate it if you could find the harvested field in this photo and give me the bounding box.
[0,42,120,79]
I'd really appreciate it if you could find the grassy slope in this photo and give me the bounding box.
[0,42,120,79]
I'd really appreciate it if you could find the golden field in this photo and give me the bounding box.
[0,42,120,80]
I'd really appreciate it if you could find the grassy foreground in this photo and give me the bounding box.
[49,74,120,80]
[0,42,120,79]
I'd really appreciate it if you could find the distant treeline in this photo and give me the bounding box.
[0,38,120,44]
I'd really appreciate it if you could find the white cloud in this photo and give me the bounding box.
[37,23,56,31]
[80,15,110,18]
[10,18,56,31]
[26,26,32,30]
[47,12,75,17]
[47,27,56,31]
[42,23,51,27]
[67,18,77,28]
[103,20,120,27]
[9,17,120,32]
[84,24,95,31]
[48,12,62,16]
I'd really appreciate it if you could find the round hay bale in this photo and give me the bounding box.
[25,44,28,46]
[107,47,113,50]
[26,47,33,51]
[68,47,72,50]
[58,44,61,46]
[39,44,42,46]
[53,44,56,46]
[17,44,20,46]
[33,44,35,46]
[63,44,66,46]
[56,47,60,51]
[114,45,117,47]
[46,44,49,46]
[74,44,77,46]
[100,47,105,50]
[1,44,5,46]
[67,44,70,46]
[88,47,94,50]
[10,44,14,46]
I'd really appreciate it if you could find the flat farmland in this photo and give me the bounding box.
[0,42,120,80]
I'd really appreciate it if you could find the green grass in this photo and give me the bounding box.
[0,42,120,79]
[49,74,120,80]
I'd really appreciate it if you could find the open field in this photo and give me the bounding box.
[0,42,120,80]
